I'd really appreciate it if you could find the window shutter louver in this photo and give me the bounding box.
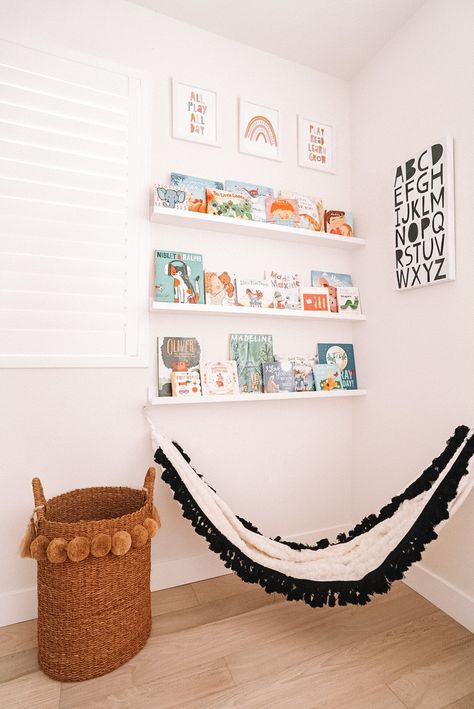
[0,39,148,367]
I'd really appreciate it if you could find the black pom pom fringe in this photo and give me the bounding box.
[154,427,473,607]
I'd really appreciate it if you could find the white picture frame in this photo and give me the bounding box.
[297,115,335,173]
[239,99,281,161]
[172,78,220,147]
[394,136,455,290]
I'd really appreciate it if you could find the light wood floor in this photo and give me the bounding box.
[0,575,472,709]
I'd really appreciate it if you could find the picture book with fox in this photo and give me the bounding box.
[263,361,295,393]
[317,343,358,390]
[235,278,273,308]
[157,336,201,397]
[313,363,342,392]
[170,173,223,212]
[155,250,204,304]
[265,270,301,309]
[229,333,274,393]
[201,361,239,395]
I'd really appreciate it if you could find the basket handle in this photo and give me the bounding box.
[143,467,156,503]
[31,478,46,520]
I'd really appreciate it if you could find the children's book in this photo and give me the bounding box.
[201,361,240,395]
[206,189,252,219]
[324,210,354,237]
[157,336,201,397]
[317,343,358,390]
[265,270,301,309]
[154,250,204,304]
[310,271,353,313]
[279,192,324,231]
[263,361,295,393]
[225,181,274,222]
[313,363,342,392]
[170,173,223,213]
[235,278,273,308]
[337,286,361,314]
[275,354,316,391]
[204,271,237,306]
[154,184,188,210]
[265,197,300,227]
[229,333,274,393]
[300,286,331,312]
[171,370,202,397]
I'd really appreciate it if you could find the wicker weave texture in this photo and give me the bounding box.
[33,469,155,682]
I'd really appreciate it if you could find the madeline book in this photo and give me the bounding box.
[225,181,274,222]
[157,336,201,397]
[204,270,237,306]
[201,361,239,395]
[310,271,353,313]
[154,250,204,304]
[206,188,252,219]
[235,278,274,308]
[263,361,295,393]
[337,286,362,314]
[313,363,342,392]
[265,197,300,228]
[265,270,301,309]
[171,370,202,397]
[170,173,223,213]
[275,354,316,391]
[324,209,354,237]
[153,184,188,210]
[317,343,358,390]
[279,192,324,231]
[229,333,274,393]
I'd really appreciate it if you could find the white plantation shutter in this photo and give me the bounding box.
[0,39,149,367]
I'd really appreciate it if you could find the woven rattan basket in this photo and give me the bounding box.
[26,468,159,682]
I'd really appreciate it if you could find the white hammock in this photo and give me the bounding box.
[149,420,473,607]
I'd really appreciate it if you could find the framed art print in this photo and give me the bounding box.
[297,116,335,173]
[239,99,281,161]
[172,79,220,147]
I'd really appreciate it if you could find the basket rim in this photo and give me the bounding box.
[41,485,149,527]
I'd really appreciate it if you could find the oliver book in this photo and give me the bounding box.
[157,336,201,397]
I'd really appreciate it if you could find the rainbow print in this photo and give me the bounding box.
[244,115,278,146]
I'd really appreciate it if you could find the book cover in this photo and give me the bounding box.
[201,360,239,395]
[229,333,274,393]
[157,336,201,397]
[324,210,354,237]
[313,363,342,391]
[317,343,358,390]
[275,354,316,391]
[225,180,274,198]
[235,278,273,308]
[170,173,223,213]
[337,286,361,314]
[171,370,202,397]
[154,250,204,304]
[265,197,300,227]
[154,184,188,210]
[265,269,301,309]
[206,188,252,219]
[279,192,324,231]
[204,271,237,306]
[310,271,353,313]
[263,360,295,393]
[300,286,331,312]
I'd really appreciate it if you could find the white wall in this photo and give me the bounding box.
[0,0,358,625]
[351,0,474,629]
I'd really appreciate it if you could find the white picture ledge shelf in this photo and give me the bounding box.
[148,386,367,406]
[150,207,365,248]
[151,302,366,321]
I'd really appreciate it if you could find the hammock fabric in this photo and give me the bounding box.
[152,424,474,608]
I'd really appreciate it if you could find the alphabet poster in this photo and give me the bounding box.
[297,116,334,173]
[239,100,280,161]
[394,137,455,290]
[172,79,220,146]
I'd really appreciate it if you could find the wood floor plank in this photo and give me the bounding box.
[389,641,474,709]
[0,670,60,709]
[151,582,198,616]
[0,646,39,683]
[0,618,37,659]
[441,692,474,708]
[192,572,253,603]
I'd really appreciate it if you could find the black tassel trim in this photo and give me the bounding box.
[154,428,473,608]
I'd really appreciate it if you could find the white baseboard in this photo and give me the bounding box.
[404,564,474,633]
[0,523,347,628]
